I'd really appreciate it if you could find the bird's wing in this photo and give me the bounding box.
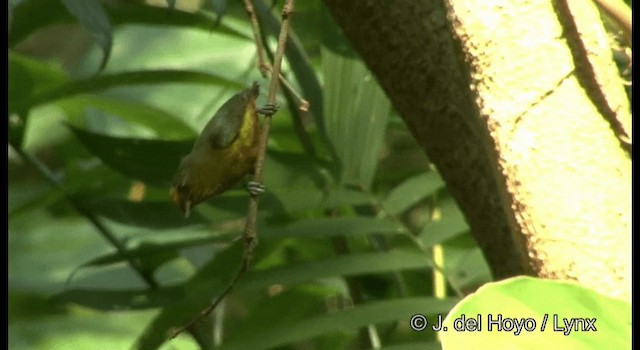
[205,83,259,149]
[206,93,249,149]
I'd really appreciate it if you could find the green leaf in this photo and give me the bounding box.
[265,186,374,215]
[84,199,208,229]
[238,250,431,291]
[66,236,222,271]
[320,187,372,208]
[9,51,67,113]
[54,286,183,311]
[439,233,493,293]
[9,0,249,47]
[441,277,631,350]
[229,285,340,342]
[219,297,457,350]
[61,0,112,71]
[383,172,445,216]
[8,182,66,219]
[9,51,67,146]
[58,95,196,139]
[262,216,403,240]
[67,126,193,186]
[134,241,243,350]
[61,235,233,291]
[103,4,248,39]
[264,150,327,188]
[420,196,469,247]
[322,48,391,188]
[28,70,242,110]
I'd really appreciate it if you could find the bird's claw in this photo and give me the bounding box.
[257,103,279,116]
[246,181,265,196]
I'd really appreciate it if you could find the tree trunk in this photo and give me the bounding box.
[321,0,631,301]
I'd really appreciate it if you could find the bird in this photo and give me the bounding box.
[170,82,277,217]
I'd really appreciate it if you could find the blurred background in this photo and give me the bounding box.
[8,0,630,349]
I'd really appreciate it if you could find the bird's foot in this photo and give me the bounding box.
[257,103,279,116]
[246,181,266,196]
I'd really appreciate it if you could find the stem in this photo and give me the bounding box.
[243,0,294,253]
[171,0,296,339]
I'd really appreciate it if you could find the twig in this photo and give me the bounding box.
[244,0,295,247]
[10,144,158,289]
[170,0,296,339]
[244,0,270,77]
[246,0,309,110]
[247,0,314,162]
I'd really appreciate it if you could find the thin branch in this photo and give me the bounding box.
[170,256,249,338]
[10,144,159,289]
[244,0,295,245]
[170,0,296,339]
[247,0,309,111]
[244,0,270,77]
[257,19,315,156]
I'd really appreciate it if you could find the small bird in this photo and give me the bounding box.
[170,82,277,217]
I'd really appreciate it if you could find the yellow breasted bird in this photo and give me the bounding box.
[170,82,277,217]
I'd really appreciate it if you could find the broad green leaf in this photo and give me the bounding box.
[61,0,112,71]
[439,233,491,291]
[8,179,65,219]
[383,172,445,216]
[238,250,431,291]
[219,297,457,350]
[9,0,248,47]
[58,95,196,139]
[9,51,67,114]
[264,150,327,188]
[67,126,193,186]
[54,285,183,311]
[320,187,372,208]
[322,47,391,188]
[420,196,469,247]
[28,70,242,110]
[265,186,374,215]
[441,277,631,349]
[9,51,68,146]
[228,285,341,342]
[84,200,208,229]
[261,216,403,240]
[66,237,223,271]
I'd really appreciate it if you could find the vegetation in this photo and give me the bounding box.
[9,1,630,349]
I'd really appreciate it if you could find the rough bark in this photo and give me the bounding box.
[321,0,631,301]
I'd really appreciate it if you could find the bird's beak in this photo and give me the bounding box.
[170,187,191,218]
